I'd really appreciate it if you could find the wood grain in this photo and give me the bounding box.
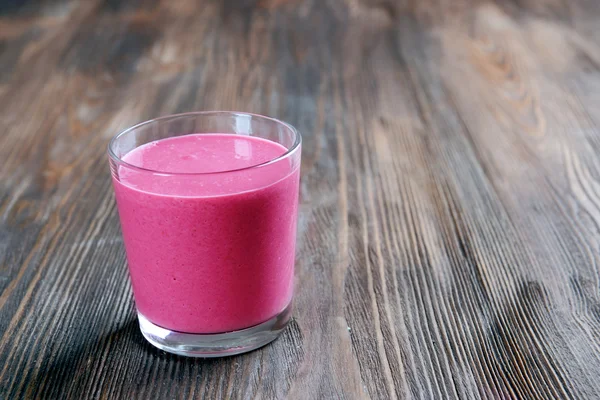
[2,0,600,398]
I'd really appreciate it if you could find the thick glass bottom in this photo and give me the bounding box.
[138,303,292,357]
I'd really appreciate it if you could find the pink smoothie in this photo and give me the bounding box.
[112,134,300,333]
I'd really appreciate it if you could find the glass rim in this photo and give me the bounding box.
[107,111,302,176]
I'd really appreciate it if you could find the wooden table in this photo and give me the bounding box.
[2,0,600,398]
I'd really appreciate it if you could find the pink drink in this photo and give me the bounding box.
[113,134,300,334]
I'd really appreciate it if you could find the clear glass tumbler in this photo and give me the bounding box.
[108,112,301,357]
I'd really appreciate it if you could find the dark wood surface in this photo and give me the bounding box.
[2,0,600,398]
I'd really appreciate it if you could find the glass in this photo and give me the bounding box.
[108,112,301,357]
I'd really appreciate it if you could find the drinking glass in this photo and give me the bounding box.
[108,112,301,357]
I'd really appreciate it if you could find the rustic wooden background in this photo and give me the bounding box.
[2,0,600,398]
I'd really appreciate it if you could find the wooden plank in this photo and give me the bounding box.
[1,0,600,398]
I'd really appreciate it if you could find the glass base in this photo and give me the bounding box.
[137,303,292,357]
